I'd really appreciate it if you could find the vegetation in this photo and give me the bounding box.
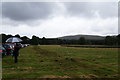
[2,45,118,79]
[79,37,86,45]
[1,33,120,46]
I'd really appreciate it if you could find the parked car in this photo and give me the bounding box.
[22,44,27,47]
[4,43,15,50]
[0,45,6,57]
[2,44,13,55]
[21,44,25,48]
[22,44,30,47]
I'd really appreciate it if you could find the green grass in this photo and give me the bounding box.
[2,45,118,79]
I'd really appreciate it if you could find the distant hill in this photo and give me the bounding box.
[58,34,105,40]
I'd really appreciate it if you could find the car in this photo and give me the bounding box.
[22,44,27,47]
[22,44,30,47]
[19,43,23,48]
[17,43,24,48]
[0,45,6,57]
[21,44,24,47]
[4,43,15,50]
[2,44,13,55]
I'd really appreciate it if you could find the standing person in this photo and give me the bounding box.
[13,43,21,63]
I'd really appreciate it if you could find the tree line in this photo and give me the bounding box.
[0,33,120,46]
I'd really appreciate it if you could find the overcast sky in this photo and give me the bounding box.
[1,2,118,38]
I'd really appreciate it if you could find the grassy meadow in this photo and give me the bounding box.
[2,45,118,79]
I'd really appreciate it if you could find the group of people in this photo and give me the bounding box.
[13,43,21,63]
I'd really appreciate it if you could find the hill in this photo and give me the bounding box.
[58,34,105,40]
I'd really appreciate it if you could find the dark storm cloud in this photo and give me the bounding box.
[2,2,117,22]
[2,2,56,21]
[64,2,118,18]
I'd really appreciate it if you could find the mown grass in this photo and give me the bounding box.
[2,45,118,79]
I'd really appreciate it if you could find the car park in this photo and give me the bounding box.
[2,44,13,55]
[0,45,6,57]
[5,43,15,50]
[22,44,30,47]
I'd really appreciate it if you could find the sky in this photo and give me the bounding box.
[0,1,118,38]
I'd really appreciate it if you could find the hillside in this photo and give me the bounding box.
[58,34,105,40]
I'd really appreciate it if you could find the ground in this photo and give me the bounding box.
[2,45,118,79]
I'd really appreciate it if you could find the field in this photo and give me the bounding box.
[2,45,118,79]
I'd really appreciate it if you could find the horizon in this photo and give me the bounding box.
[1,33,118,39]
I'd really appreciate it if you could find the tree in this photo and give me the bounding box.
[6,34,13,39]
[15,34,20,38]
[21,36,30,44]
[117,34,120,46]
[79,37,86,45]
[1,34,7,43]
[105,36,118,45]
[41,37,46,45]
[30,35,40,45]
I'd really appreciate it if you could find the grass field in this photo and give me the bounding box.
[2,45,118,79]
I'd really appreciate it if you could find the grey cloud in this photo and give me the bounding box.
[117,2,120,35]
[0,2,2,17]
[2,2,118,22]
[64,2,118,18]
[2,2,56,21]
[1,2,118,27]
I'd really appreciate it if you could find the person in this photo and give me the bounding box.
[13,43,21,63]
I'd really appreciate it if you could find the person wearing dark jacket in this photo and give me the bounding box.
[13,43,21,63]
